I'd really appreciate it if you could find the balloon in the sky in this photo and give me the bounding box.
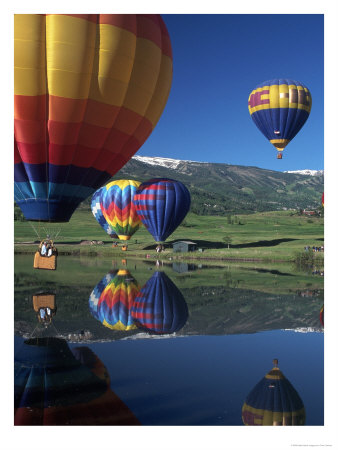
[89,269,140,331]
[242,359,305,426]
[100,180,141,240]
[131,271,188,334]
[134,178,191,242]
[14,338,140,425]
[14,14,173,222]
[248,79,312,158]
[91,188,118,238]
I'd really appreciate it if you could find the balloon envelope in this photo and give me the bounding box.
[100,180,142,240]
[89,270,118,321]
[248,79,311,154]
[91,188,118,238]
[89,269,140,330]
[134,178,191,242]
[14,14,173,222]
[131,271,188,334]
[242,364,305,425]
[14,338,140,425]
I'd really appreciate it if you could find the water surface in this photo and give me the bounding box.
[14,255,324,426]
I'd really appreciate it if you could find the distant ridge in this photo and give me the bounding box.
[107,156,324,214]
[284,169,324,176]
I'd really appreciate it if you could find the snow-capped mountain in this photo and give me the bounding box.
[133,156,323,177]
[132,155,200,169]
[118,155,324,213]
[284,169,324,176]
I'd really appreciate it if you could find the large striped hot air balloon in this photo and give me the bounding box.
[242,359,305,426]
[131,271,188,334]
[91,188,118,238]
[248,79,312,159]
[89,269,140,330]
[14,14,173,222]
[134,178,191,242]
[14,338,140,425]
[100,180,142,241]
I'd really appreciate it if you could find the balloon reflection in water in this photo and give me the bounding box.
[319,305,324,327]
[242,359,305,426]
[89,269,139,330]
[14,337,140,425]
[89,270,118,321]
[33,293,57,324]
[131,271,188,334]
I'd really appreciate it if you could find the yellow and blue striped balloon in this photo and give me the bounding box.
[242,360,305,425]
[248,79,312,156]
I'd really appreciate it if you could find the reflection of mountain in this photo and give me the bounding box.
[242,360,305,426]
[15,281,323,341]
[15,337,140,425]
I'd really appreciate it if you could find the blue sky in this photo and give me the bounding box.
[137,14,324,172]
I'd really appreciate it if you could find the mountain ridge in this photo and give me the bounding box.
[106,156,324,215]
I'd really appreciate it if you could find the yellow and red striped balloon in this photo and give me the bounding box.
[14,14,173,222]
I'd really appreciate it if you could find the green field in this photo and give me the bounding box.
[14,209,324,263]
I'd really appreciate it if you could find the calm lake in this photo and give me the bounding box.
[14,254,324,426]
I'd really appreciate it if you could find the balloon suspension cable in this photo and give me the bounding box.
[41,225,62,241]
[28,221,41,240]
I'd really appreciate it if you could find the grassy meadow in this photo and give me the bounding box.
[14,209,324,264]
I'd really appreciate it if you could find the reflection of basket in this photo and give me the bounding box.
[33,294,56,312]
[33,253,57,270]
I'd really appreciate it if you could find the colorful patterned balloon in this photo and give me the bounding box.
[248,79,311,157]
[101,180,142,241]
[89,270,118,321]
[89,269,140,331]
[14,14,173,222]
[242,360,305,426]
[131,271,188,334]
[134,178,191,242]
[91,188,118,238]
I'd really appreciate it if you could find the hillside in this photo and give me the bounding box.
[86,156,324,215]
